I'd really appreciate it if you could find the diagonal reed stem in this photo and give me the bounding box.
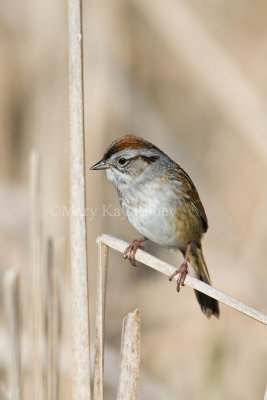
[99,234,267,326]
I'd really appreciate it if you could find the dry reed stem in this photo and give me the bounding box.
[264,385,267,400]
[68,0,91,397]
[93,240,108,400]
[30,151,44,400]
[134,0,267,162]
[4,269,22,400]
[99,234,267,325]
[46,238,61,400]
[117,309,141,400]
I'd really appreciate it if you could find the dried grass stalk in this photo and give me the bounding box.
[4,269,22,400]
[99,234,267,326]
[117,309,141,400]
[46,238,62,400]
[30,151,44,400]
[93,240,108,400]
[68,0,91,397]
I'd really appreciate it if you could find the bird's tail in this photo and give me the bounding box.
[187,245,219,318]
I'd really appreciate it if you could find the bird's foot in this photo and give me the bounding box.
[123,237,147,266]
[169,262,188,292]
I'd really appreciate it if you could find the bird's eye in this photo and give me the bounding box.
[118,157,127,166]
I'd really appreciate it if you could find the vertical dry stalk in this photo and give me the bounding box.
[4,269,22,400]
[93,240,108,400]
[46,238,61,400]
[68,0,91,397]
[30,151,44,400]
[264,385,267,400]
[117,309,141,400]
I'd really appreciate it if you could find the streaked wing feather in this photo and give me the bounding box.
[168,165,208,232]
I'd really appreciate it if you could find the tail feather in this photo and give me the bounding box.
[187,246,220,318]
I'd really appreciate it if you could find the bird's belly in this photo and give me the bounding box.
[123,202,183,250]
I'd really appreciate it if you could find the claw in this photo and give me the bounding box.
[169,242,191,292]
[169,262,188,292]
[123,237,147,266]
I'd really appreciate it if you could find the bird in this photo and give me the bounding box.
[91,135,219,318]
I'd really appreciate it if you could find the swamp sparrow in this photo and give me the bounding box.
[91,135,219,318]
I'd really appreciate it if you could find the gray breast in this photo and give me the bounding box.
[119,180,182,249]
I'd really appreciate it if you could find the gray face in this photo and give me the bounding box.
[104,147,171,188]
[105,149,154,184]
[90,144,175,189]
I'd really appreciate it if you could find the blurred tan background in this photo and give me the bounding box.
[1,0,267,398]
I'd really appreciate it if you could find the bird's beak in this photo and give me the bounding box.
[90,158,109,170]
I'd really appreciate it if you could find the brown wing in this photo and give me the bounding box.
[168,165,208,233]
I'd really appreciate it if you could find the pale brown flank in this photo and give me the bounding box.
[173,200,204,244]
[104,135,160,159]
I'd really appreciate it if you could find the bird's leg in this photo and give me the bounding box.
[123,237,147,266]
[169,242,191,292]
